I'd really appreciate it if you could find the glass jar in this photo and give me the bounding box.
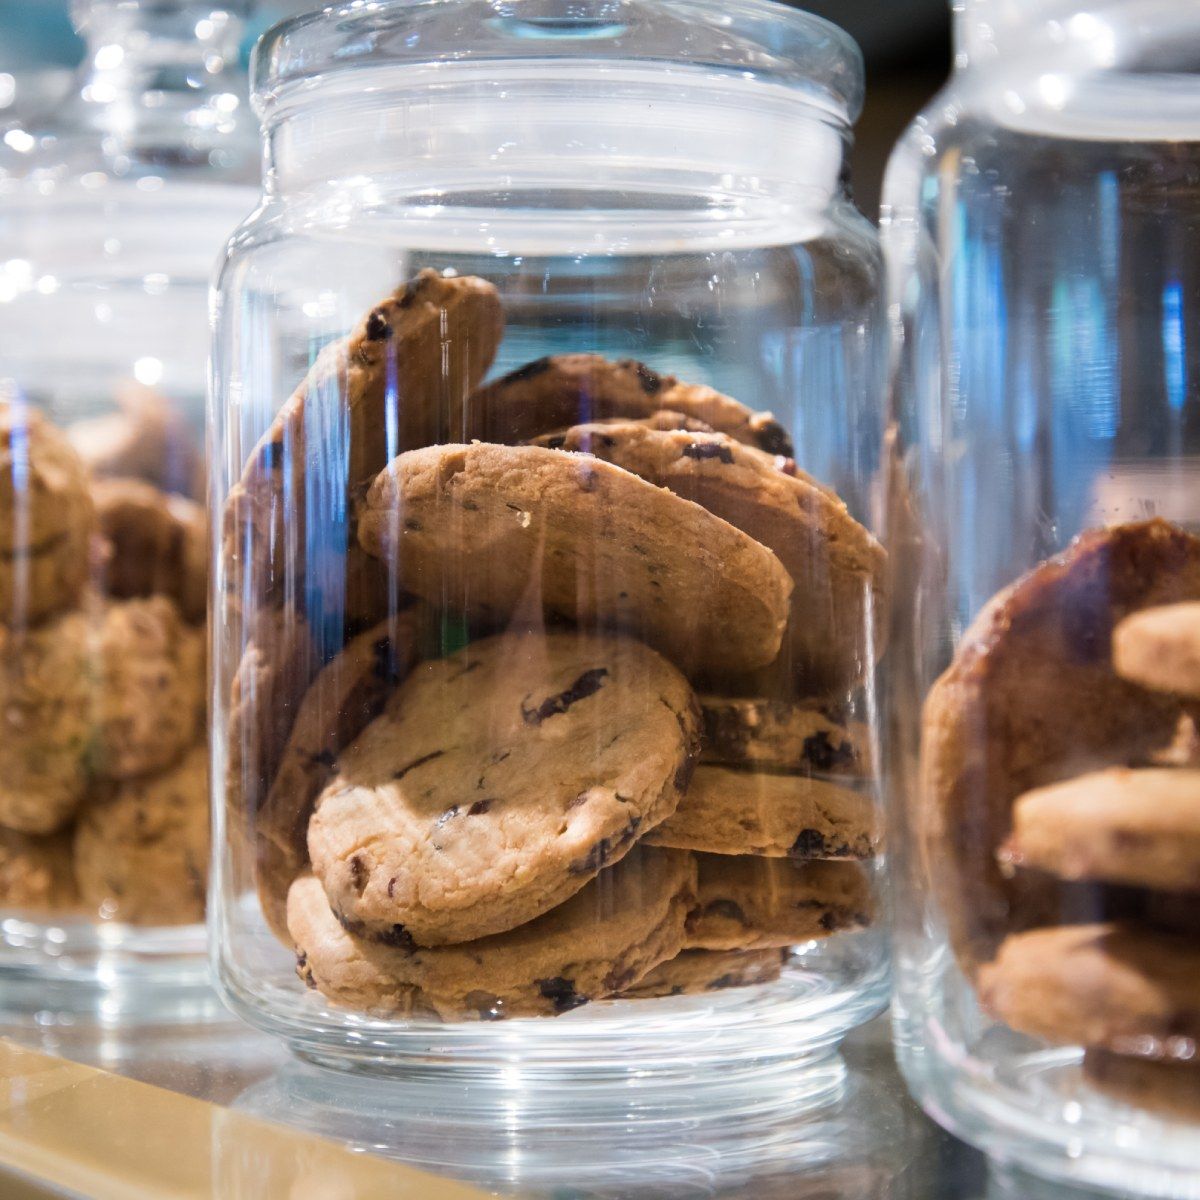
[212,0,889,1083]
[0,0,257,1021]
[884,0,1200,1189]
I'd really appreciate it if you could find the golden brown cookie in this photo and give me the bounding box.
[0,827,77,912]
[93,477,207,622]
[1005,767,1200,893]
[533,421,887,690]
[979,923,1200,1059]
[73,745,209,925]
[468,354,793,455]
[222,271,503,629]
[700,695,873,777]
[622,948,786,999]
[1084,1048,1200,1121]
[309,631,701,945]
[921,520,1200,974]
[288,848,695,1019]
[644,766,878,859]
[687,855,873,950]
[256,606,428,945]
[0,610,96,833]
[358,442,793,677]
[0,401,95,623]
[1114,602,1200,699]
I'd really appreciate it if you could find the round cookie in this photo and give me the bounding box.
[0,401,95,623]
[978,923,1200,1058]
[700,695,873,777]
[74,745,209,925]
[93,477,207,623]
[94,596,204,779]
[921,519,1200,974]
[0,827,77,912]
[309,630,701,945]
[531,421,887,691]
[1114,602,1200,699]
[357,442,793,677]
[0,610,96,833]
[643,766,878,860]
[1084,1048,1200,1122]
[222,271,503,628]
[1005,767,1200,893]
[687,855,873,951]
[288,847,696,1020]
[257,605,428,945]
[622,948,786,999]
[467,354,793,455]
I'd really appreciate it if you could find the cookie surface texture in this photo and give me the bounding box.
[1006,767,1200,893]
[1114,602,1200,699]
[288,848,696,1019]
[921,520,1200,973]
[622,948,786,999]
[0,827,77,911]
[643,765,877,859]
[309,630,701,945]
[357,442,792,676]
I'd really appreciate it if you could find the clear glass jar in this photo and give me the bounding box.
[0,0,257,1021]
[212,0,890,1081]
[884,0,1200,1189]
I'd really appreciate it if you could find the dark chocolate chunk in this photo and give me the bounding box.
[754,418,794,458]
[468,798,493,815]
[378,924,416,953]
[522,668,609,725]
[791,828,831,858]
[802,731,856,773]
[365,310,393,341]
[497,356,552,384]
[618,359,664,395]
[681,441,734,465]
[537,975,588,1013]
[349,854,368,891]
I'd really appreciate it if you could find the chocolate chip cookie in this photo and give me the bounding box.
[257,605,428,944]
[0,401,95,623]
[687,855,873,951]
[0,827,77,911]
[979,923,1200,1058]
[288,847,696,1019]
[222,271,503,628]
[622,948,786,999]
[74,744,209,925]
[467,354,793,455]
[700,695,873,777]
[1004,767,1200,893]
[644,766,877,859]
[921,520,1200,973]
[1114,602,1200,699]
[532,421,887,691]
[357,442,793,677]
[309,630,700,945]
[0,609,96,833]
[93,477,207,623]
[1084,1048,1200,1121]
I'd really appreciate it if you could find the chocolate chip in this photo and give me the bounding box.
[708,973,739,990]
[620,360,663,394]
[403,517,422,531]
[372,636,404,684]
[790,829,830,858]
[543,434,566,449]
[379,924,416,953]
[754,419,794,458]
[819,911,838,932]
[802,731,856,773]
[568,816,640,874]
[257,440,284,471]
[349,854,368,891]
[537,976,587,1013]
[309,749,337,769]
[521,668,609,725]
[387,876,397,898]
[468,798,492,815]
[500,356,552,384]
[365,310,393,341]
[681,441,734,464]
[393,749,444,780]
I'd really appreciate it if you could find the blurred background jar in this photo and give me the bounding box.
[884,0,1200,1190]
[0,0,258,1021]
[211,0,891,1090]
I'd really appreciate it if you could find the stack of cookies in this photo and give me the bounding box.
[225,270,886,1021]
[922,519,1200,1121]
[0,394,209,925]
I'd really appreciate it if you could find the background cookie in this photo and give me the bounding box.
[0,827,77,912]
[921,519,1200,974]
[979,923,1200,1056]
[466,354,793,455]
[222,271,503,629]
[700,695,873,777]
[309,630,700,945]
[1114,602,1200,699]
[1084,1048,1200,1121]
[256,606,427,945]
[289,847,696,1020]
[358,442,792,677]
[0,401,95,623]
[687,855,873,951]
[74,745,209,924]
[1006,767,1200,893]
[644,766,877,859]
[622,948,785,999]
[533,421,887,691]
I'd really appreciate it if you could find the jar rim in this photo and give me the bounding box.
[251,0,864,125]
